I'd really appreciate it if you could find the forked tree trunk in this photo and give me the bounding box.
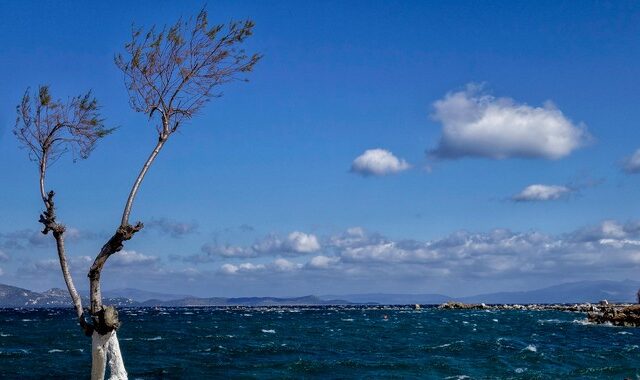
[87,138,165,379]
[91,331,127,380]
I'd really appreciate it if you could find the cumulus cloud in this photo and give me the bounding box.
[351,149,410,176]
[110,250,159,267]
[283,232,321,253]
[307,255,340,269]
[220,262,265,275]
[194,231,321,261]
[273,258,302,271]
[429,84,589,160]
[622,149,640,174]
[0,250,9,262]
[147,217,198,238]
[512,184,572,202]
[200,244,255,259]
[209,221,640,283]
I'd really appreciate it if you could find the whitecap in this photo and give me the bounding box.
[433,340,464,349]
[48,349,64,353]
[341,318,354,322]
[524,344,537,352]
[618,331,632,335]
[515,368,526,374]
[261,329,276,334]
[0,332,11,337]
[144,336,162,341]
[492,319,498,323]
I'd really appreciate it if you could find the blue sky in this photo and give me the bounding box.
[2,1,640,297]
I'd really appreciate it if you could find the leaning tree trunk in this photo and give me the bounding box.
[87,138,164,380]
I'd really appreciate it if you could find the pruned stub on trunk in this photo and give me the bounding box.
[92,305,121,335]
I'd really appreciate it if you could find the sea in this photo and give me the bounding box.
[1,306,639,379]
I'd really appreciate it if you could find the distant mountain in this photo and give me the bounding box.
[0,284,135,308]
[2,279,639,308]
[321,280,640,305]
[102,288,193,302]
[140,295,350,307]
[0,284,349,308]
[319,293,450,305]
[460,279,640,304]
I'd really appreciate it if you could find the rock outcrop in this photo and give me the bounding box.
[588,305,640,327]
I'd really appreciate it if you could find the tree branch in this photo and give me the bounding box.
[39,190,93,336]
[120,133,168,227]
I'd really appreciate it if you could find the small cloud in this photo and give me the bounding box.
[110,250,159,267]
[192,231,321,262]
[147,218,198,238]
[273,258,301,272]
[220,262,265,275]
[350,149,410,176]
[307,255,340,269]
[252,231,321,255]
[622,149,640,174]
[512,184,572,202]
[428,84,590,160]
[200,243,256,259]
[284,232,320,253]
[0,250,9,262]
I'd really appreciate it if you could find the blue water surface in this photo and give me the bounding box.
[1,306,639,379]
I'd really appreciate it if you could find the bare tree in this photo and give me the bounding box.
[15,9,260,379]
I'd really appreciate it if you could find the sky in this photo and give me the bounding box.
[1,1,640,297]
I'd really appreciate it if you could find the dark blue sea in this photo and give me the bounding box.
[1,306,639,379]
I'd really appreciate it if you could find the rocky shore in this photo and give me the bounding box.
[438,300,640,326]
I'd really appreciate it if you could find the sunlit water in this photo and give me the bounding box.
[1,306,639,379]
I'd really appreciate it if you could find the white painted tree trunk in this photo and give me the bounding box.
[91,331,128,380]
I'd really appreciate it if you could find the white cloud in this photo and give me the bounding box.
[0,250,9,262]
[429,84,589,160]
[201,244,256,259]
[600,220,627,239]
[351,149,410,176]
[623,149,640,174]
[273,258,302,271]
[512,184,572,202]
[307,255,340,269]
[110,250,159,266]
[285,232,320,253]
[219,262,268,275]
[196,231,320,261]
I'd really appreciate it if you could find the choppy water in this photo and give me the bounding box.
[1,306,639,379]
